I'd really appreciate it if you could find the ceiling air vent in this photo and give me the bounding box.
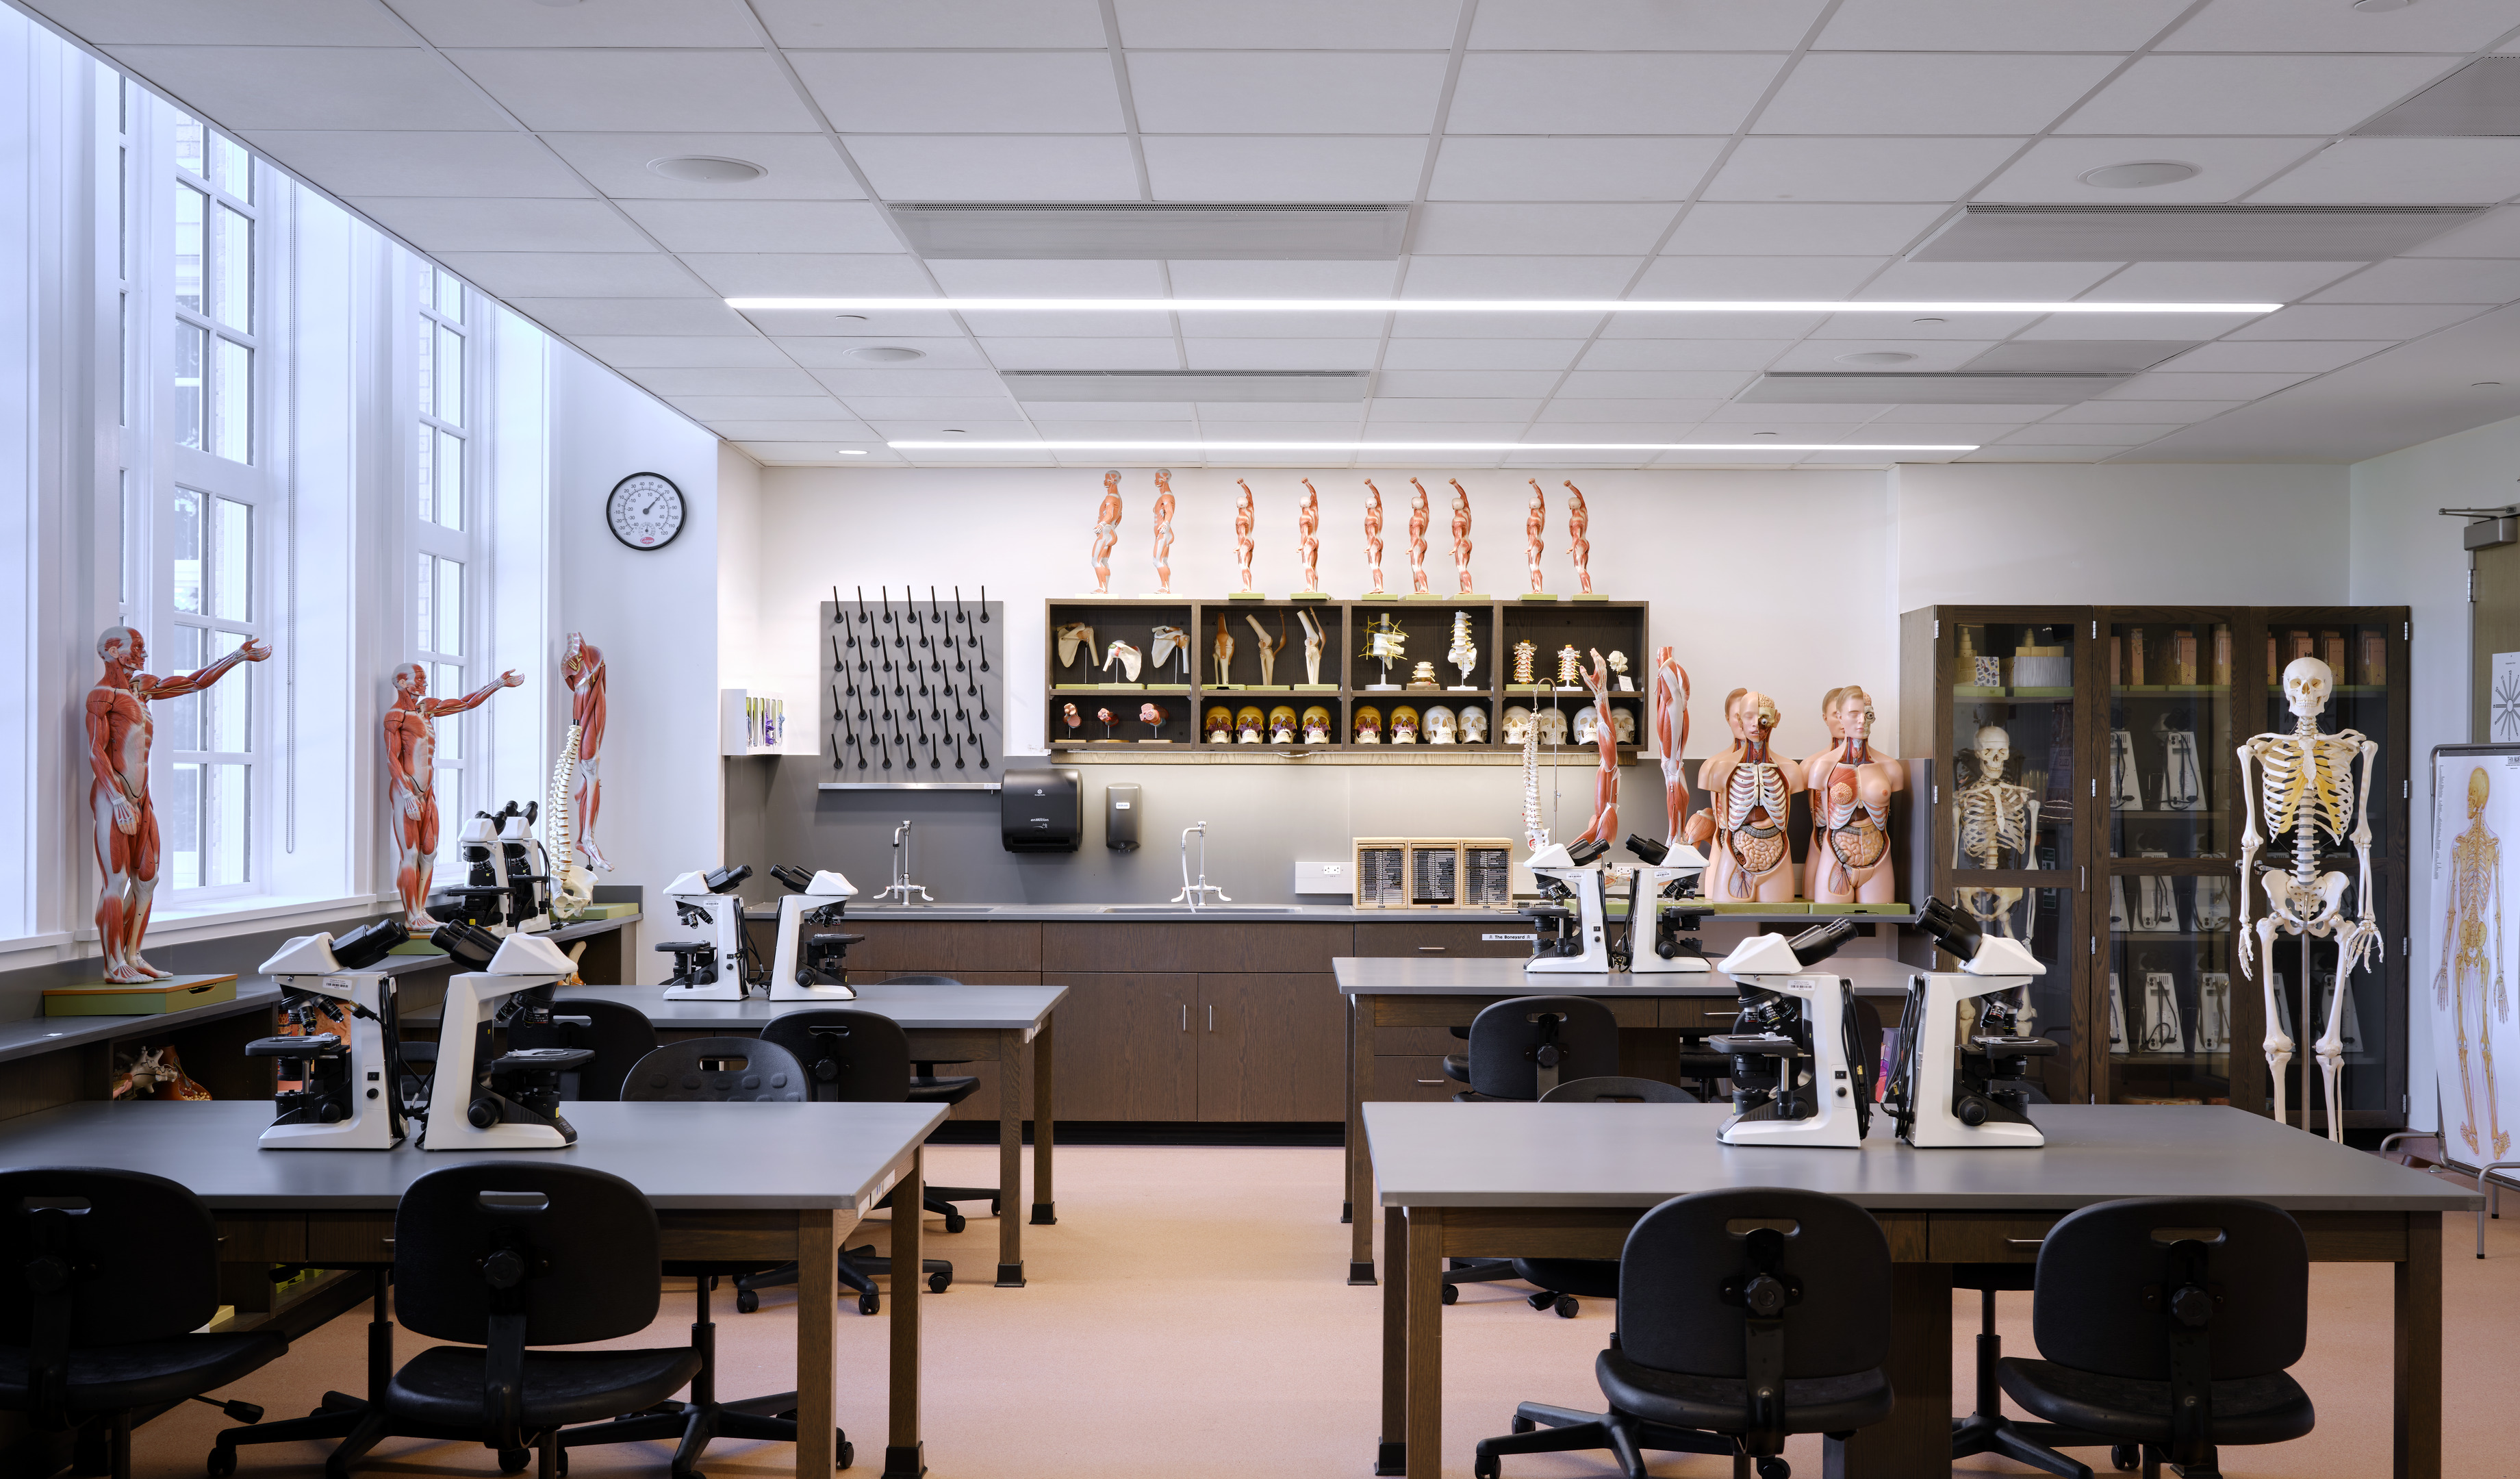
[1735,372,2128,405]
[894,203,1410,260]
[1002,370,1371,403]
[1911,204,2482,262]
[2357,57,2520,137]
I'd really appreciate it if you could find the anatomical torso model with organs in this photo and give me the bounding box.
[1688,690,1802,902]
[1807,685,1905,905]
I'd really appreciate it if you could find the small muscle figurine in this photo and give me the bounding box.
[1524,479,1548,594]
[86,627,272,980]
[1297,608,1325,685]
[385,660,523,931]
[1805,685,1905,906]
[1246,613,1284,687]
[1406,479,1432,594]
[1575,650,1620,846]
[2437,765,2509,1159]
[1564,480,1594,594]
[1211,614,1235,685]
[559,632,609,872]
[1685,690,1803,903]
[1149,468,1176,595]
[1361,479,1387,595]
[1952,725,2040,871]
[1653,647,1691,849]
[1233,479,1257,592]
[1089,470,1121,595]
[1296,478,1322,593]
[1447,478,1475,593]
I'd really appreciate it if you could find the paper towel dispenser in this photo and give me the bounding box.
[1000,767,1082,853]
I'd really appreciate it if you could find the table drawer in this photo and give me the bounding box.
[1928,1212,2062,1262]
[1353,922,1533,959]
[305,1213,396,1263]
[1660,998,1743,1031]
[1369,1055,1462,1104]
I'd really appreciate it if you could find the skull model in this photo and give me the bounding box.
[1572,705,1601,744]
[1425,705,1457,744]
[1269,705,1297,744]
[1537,707,1569,746]
[1462,706,1490,744]
[1205,705,1232,744]
[1390,705,1420,744]
[1236,705,1264,744]
[1501,706,1533,744]
[1612,708,1637,744]
[1301,705,1332,744]
[1353,705,1382,744]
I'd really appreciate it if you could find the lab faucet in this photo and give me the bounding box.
[1170,822,1232,911]
[871,819,934,905]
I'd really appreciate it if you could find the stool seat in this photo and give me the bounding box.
[1999,1359,2313,1449]
[385,1346,702,1432]
[908,1074,980,1104]
[1598,1350,1895,1437]
[1441,1054,1471,1083]
[0,1334,285,1417]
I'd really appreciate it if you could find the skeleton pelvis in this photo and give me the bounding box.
[2261,867,2350,928]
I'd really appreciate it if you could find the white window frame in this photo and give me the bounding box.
[405,255,492,881]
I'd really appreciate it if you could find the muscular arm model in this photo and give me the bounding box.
[1564,481,1592,594]
[561,633,609,871]
[1447,479,1475,593]
[1149,468,1176,595]
[1360,479,1386,594]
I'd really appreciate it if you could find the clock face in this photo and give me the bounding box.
[607,472,685,551]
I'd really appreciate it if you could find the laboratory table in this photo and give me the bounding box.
[541,982,1066,1287]
[0,1100,943,1479]
[1334,955,1915,1282]
[1364,1100,2480,1479]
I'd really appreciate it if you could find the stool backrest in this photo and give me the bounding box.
[1465,994,1620,1100]
[1617,1186,1892,1380]
[0,1167,219,1348]
[622,1037,806,1102]
[392,1163,664,1348]
[2031,1196,2307,1382]
[1539,1075,1696,1104]
[759,1011,913,1102]
[508,999,658,1102]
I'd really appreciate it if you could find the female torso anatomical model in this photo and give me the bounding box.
[1523,480,1547,594]
[1090,471,1121,595]
[1653,647,1691,848]
[1447,479,1475,592]
[1148,468,1176,594]
[1361,479,1387,594]
[1406,479,1432,594]
[1686,689,1803,902]
[1805,685,1905,905]
[1233,479,1257,592]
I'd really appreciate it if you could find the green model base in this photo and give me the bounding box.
[1293,683,1340,692]
[1573,592,1610,601]
[1291,590,1332,601]
[1519,592,1562,602]
[1229,591,1268,600]
[1359,592,1399,601]
[1143,683,1191,692]
[43,973,238,1017]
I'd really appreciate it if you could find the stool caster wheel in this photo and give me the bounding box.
[858,1290,881,1316]
[207,1448,236,1477]
[1526,1291,1553,1312]
[1757,1458,1789,1479]
[2111,1445,2140,1471]
[1474,1456,1500,1479]
[1553,1295,1579,1319]
[927,1270,951,1294]
[735,1289,759,1314]
[943,1211,966,1235]
[1510,1417,1535,1434]
[1440,1284,1458,1305]
[498,1450,529,1475]
[837,1441,854,1470]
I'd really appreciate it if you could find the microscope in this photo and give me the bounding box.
[1708,918,1870,1148]
[446,800,552,936]
[1522,839,1613,974]
[418,924,589,1151]
[247,920,412,1151]
[657,865,756,1001]
[766,864,861,1001]
[1620,834,1712,974]
[1885,897,2057,1148]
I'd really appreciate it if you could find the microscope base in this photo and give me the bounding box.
[768,981,857,1001]
[259,1116,402,1152]
[417,1118,572,1152]
[1717,1115,1865,1149]
[663,982,746,1001]
[1907,1117,2044,1150]
[1628,957,1712,975]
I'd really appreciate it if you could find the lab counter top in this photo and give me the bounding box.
[747,902,1902,924]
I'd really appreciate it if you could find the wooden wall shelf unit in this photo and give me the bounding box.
[1042,596,1651,760]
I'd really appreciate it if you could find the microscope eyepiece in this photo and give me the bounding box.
[1785,916,1859,967]
[329,918,409,970]
[1916,896,1983,962]
[430,922,502,970]
[1565,837,1609,867]
[1623,834,1668,866]
[769,864,815,894]
[704,864,754,894]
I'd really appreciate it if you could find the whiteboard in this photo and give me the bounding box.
[2428,744,2520,1174]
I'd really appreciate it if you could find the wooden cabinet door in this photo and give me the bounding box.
[1196,973,1347,1122]
[1046,972,1195,1120]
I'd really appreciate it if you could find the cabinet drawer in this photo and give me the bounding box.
[1043,921,1350,974]
[1927,1213,2062,1263]
[1661,998,1744,1031]
[849,922,1040,973]
[1370,1055,1463,1103]
[1354,922,1533,959]
[305,1213,396,1264]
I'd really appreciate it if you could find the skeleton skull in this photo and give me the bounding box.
[2282,655,2334,718]
[1572,705,1601,744]
[1391,706,1420,744]
[1612,708,1637,744]
[1972,724,2011,781]
[1501,705,1531,743]
[1537,708,1569,746]
[1425,705,1457,744]
[1462,707,1490,744]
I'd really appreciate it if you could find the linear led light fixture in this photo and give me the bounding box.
[887,440,1978,452]
[730,296,2279,316]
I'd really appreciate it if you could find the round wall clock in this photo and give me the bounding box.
[605,472,685,551]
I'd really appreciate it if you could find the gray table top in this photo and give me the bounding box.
[737,903,1871,924]
[1362,1102,2482,1213]
[0,1100,942,1212]
[524,982,1067,1035]
[1334,955,1917,996]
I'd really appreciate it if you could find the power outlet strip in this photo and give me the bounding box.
[1294,860,1349,894]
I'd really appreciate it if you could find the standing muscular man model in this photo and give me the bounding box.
[384,663,522,928]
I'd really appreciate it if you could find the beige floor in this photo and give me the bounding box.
[131,1144,2512,1479]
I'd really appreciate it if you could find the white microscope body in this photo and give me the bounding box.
[1524,842,1614,974]
[1622,835,1712,975]
[659,866,752,1001]
[251,928,406,1150]
[419,931,584,1151]
[1711,922,1867,1148]
[453,806,553,936]
[768,870,861,1001]
[1896,898,2056,1149]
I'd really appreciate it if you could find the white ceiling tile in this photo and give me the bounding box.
[572,336,785,368]
[1999,422,2184,446]
[1575,340,1796,370]
[741,306,976,336]
[1596,310,1830,338]
[954,309,1176,336]
[2040,400,2243,423]
[754,0,1108,47]
[387,0,762,47]
[2154,341,2395,373]
[1809,312,2041,340]
[537,134,866,201]
[739,440,891,462]
[1383,340,1588,370]
[866,420,1041,437]
[1631,257,1888,297]
[1395,311,1612,337]
[1112,0,1462,48]
[1469,0,1829,50]
[1857,262,2123,298]
[27,0,412,44]
[2250,139,2520,206]
[1523,413,1722,432]
[626,366,826,396]
[1400,256,1644,296]
[1973,136,2319,205]
[2223,303,2486,339]
[1359,398,1546,421]
[927,260,1167,295]
[444,49,822,132]
[2080,262,2363,301]
[1358,422,1537,440]
[1174,309,1391,338]
[1757,53,2119,135]
[845,396,1028,418]
[1128,53,1449,134]
[353,197,654,253]
[1165,261,1401,295]
[240,131,587,198]
[1374,370,1564,396]
[1956,445,2133,462]
[2163,0,2520,52]
[1813,422,2014,443]
[811,369,1014,396]
[781,338,993,368]
[2060,55,2458,136]
[1427,138,1725,203]
[106,46,509,131]
[707,420,880,440]
[432,251,707,298]
[1662,203,1949,256]
[1868,403,2059,422]
[2100,370,2318,399]
[511,298,756,335]
[1560,370,1757,398]
[976,338,1183,369]
[1024,416,1201,433]
[1191,402,1362,420]
[1143,137,1430,202]
[1816,0,2191,50]
[1704,136,2027,203]
[1181,340,1380,370]
[2309,258,2520,304]
[2009,311,2265,339]
[1764,340,2004,371]
[1447,53,1783,134]
[2402,207,2520,257]
[1408,203,1677,255]
[844,136,1142,200]
[790,52,1125,134]
[619,200,898,253]
[674,394,856,420]
[1700,402,1896,422]
[680,254,937,296]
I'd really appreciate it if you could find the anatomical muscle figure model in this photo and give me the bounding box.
[1233,479,1258,592]
[2436,766,2508,1159]
[1297,479,1323,593]
[385,661,523,930]
[1149,468,1176,595]
[1574,650,1620,845]
[1447,479,1475,593]
[1089,471,1122,595]
[86,627,272,981]
[1805,685,1905,905]
[1952,725,2039,870]
[1685,690,1802,902]
[1523,480,1547,594]
[559,632,609,872]
[1406,479,1432,594]
[1564,481,1594,595]
[1361,479,1388,595]
[2237,656,2382,1142]
[1653,647,1692,849]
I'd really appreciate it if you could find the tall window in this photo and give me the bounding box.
[160,488,257,889]
[171,114,253,463]
[413,262,475,829]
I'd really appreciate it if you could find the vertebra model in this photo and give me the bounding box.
[1233,478,1257,592]
[1524,479,1547,594]
[1555,644,1581,688]
[1653,647,1692,849]
[1564,480,1593,595]
[1089,470,1121,595]
[1361,479,1387,595]
[1685,690,1803,903]
[2238,657,2382,1142]
[1297,478,1323,593]
[2437,765,2508,1158]
[384,657,518,931]
[1447,611,1478,687]
[1405,478,1432,594]
[1360,614,1406,688]
[1805,685,1905,906]
[1512,640,1537,686]
[1148,468,1176,594]
[1952,724,2039,871]
[544,724,594,924]
[1447,479,1475,593]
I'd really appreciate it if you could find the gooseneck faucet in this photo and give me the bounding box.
[1170,822,1232,911]
[872,819,934,905]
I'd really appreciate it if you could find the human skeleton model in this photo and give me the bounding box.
[1361,479,1388,594]
[1233,479,1257,592]
[2237,657,2382,1143]
[1401,479,1431,595]
[1148,468,1176,595]
[1447,479,1475,593]
[1056,622,1095,680]
[85,627,271,981]
[1149,624,1188,681]
[1245,614,1284,687]
[543,725,595,924]
[1211,614,1235,686]
[1447,611,1477,687]
[558,633,609,872]
[1523,480,1548,594]
[1654,647,1692,849]
[1297,479,1323,592]
[1952,725,2041,872]
[1574,650,1620,846]
[1686,690,1803,903]
[1297,608,1325,685]
[385,661,522,931]
[1564,480,1594,595]
[1520,697,1549,852]
[1101,640,1141,683]
[1806,685,1906,906]
[1089,471,1122,595]
[2436,766,2510,1159]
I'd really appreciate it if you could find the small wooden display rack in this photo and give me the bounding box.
[1351,837,1516,909]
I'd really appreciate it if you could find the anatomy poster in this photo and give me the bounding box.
[2428,745,2520,1172]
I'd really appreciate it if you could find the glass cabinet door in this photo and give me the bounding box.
[1947,884,2078,1106]
[2106,868,2237,1105]
[1950,620,2076,873]
[2107,617,2234,860]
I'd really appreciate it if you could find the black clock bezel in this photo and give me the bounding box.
[605,471,685,553]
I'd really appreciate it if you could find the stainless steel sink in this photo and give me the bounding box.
[1099,905,1299,914]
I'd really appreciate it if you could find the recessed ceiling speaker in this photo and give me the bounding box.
[1000,370,1369,403]
[892,203,1409,260]
[1912,203,2483,261]
[1835,351,1917,365]
[2078,161,2200,188]
[648,155,766,184]
[845,346,927,363]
